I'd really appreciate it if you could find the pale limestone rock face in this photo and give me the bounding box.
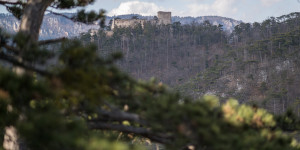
[112,19,148,30]
[0,14,98,40]
[111,11,171,30]
[3,126,19,150]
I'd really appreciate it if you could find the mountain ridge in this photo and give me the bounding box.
[0,13,242,39]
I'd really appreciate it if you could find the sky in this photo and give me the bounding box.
[0,0,299,22]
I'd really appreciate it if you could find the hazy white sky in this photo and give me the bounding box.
[0,0,299,22]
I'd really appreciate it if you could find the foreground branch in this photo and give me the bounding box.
[0,1,22,5]
[95,109,147,125]
[88,122,172,144]
[3,44,20,54]
[38,37,67,45]
[46,10,75,21]
[0,52,52,76]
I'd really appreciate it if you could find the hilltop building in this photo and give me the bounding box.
[111,11,172,30]
[157,11,172,25]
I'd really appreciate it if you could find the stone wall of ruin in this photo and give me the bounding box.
[157,11,172,25]
[112,19,147,30]
[111,11,172,30]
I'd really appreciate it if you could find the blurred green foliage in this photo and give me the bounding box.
[1,1,300,150]
[1,36,300,149]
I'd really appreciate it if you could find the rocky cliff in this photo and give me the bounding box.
[0,13,241,39]
[0,13,99,40]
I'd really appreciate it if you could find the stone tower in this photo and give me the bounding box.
[157,11,172,25]
[111,18,115,30]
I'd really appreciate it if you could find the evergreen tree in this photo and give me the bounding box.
[0,1,299,150]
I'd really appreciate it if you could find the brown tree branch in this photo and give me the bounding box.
[0,1,23,5]
[88,122,172,144]
[46,10,102,25]
[3,44,20,54]
[0,52,52,77]
[38,37,67,45]
[46,10,75,21]
[92,109,148,126]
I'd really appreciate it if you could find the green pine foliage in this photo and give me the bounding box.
[0,1,300,149]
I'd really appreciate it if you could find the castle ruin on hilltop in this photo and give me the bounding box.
[111,11,171,30]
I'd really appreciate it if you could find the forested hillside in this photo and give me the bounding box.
[180,12,300,114]
[83,20,226,85]
[82,12,300,114]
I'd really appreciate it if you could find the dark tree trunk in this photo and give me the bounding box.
[20,0,53,42]
[3,1,53,149]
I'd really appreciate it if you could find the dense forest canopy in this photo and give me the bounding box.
[0,0,300,150]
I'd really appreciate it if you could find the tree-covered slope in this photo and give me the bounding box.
[179,12,300,114]
[83,12,300,114]
[83,20,227,86]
